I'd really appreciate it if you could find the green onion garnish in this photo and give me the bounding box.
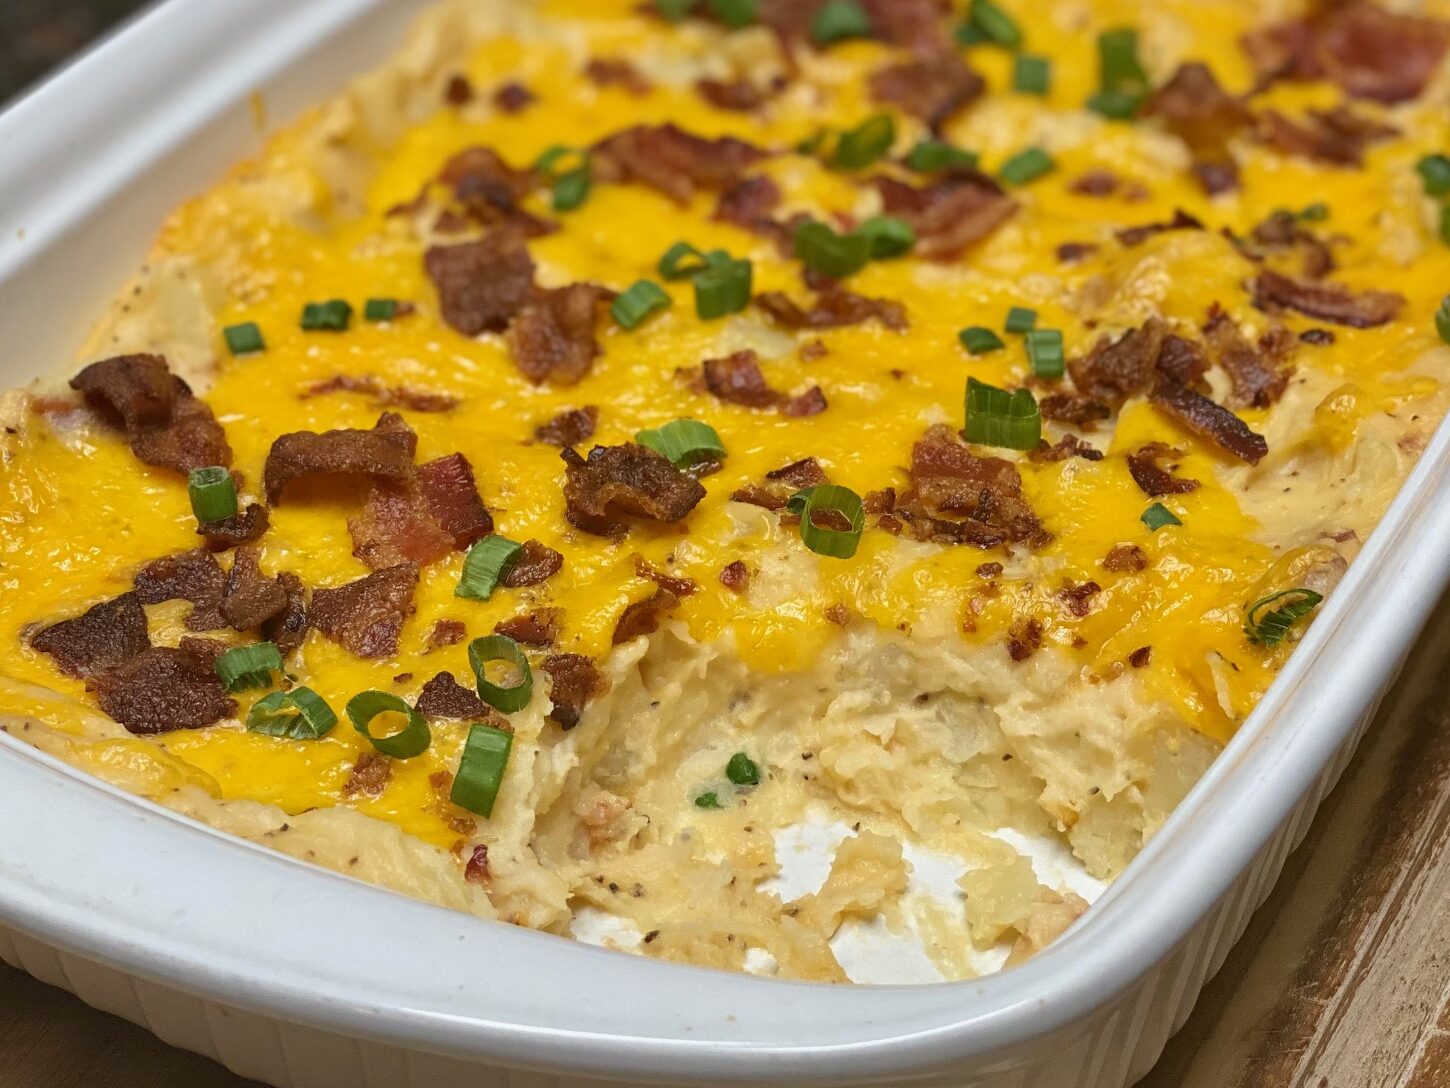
[654,0,695,20]
[214,642,283,693]
[1244,588,1324,647]
[364,299,399,322]
[659,241,717,281]
[611,280,673,329]
[726,752,761,786]
[960,327,1005,355]
[963,0,1022,48]
[457,535,524,601]
[786,485,866,559]
[246,687,338,741]
[856,215,916,259]
[707,0,758,29]
[954,21,987,45]
[1417,154,1450,197]
[468,635,534,713]
[636,419,726,467]
[1087,89,1143,119]
[795,220,873,278]
[695,256,753,318]
[904,139,979,173]
[963,377,1041,450]
[449,723,514,818]
[1437,296,1450,344]
[346,691,432,759]
[695,791,724,809]
[1004,306,1037,333]
[832,113,896,170]
[223,322,265,356]
[535,146,593,212]
[551,167,592,212]
[1014,55,1051,94]
[300,300,353,332]
[1026,328,1065,378]
[1297,202,1330,222]
[811,0,870,43]
[1088,27,1148,119]
[1438,204,1450,246]
[1141,502,1182,531]
[999,147,1056,186]
[188,466,238,523]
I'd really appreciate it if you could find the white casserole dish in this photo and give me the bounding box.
[1,1,1446,1085]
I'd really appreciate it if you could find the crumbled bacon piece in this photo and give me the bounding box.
[134,549,227,630]
[1150,377,1268,465]
[198,503,269,552]
[494,608,563,647]
[976,562,1004,579]
[860,0,952,52]
[1157,335,1210,391]
[1252,270,1403,329]
[419,454,494,550]
[697,77,775,112]
[1007,618,1043,662]
[714,176,785,238]
[542,653,607,730]
[1104,544,1149,573]
[220,547,289,631]
[562,444,707,537]
[1237,209,1335,279]
[71,354,231,475]
[310,564,418,659]
[1203,309,1291,408]
[465,844,491,883]
[613,590,679,645]
[1129,646,1153,668]
[635,557,697,598]
[31,593,150,679]
[1142,63,1252,194]
[437,147,554,237]
[261,572,309,654]
[506,284,611,386]
[719,560,750,594]
[444,74,474,106]
[425,232,537,337]
[414,671,490,720]
[1301,328,1336,346]
[1115,209,1204,248]
[1029,435,1104,464]
[591,124,766,204]
[1069,318,1169,407]
[702,350,781,408]
[901,425,1049,549]
[585,58,652,95]
[1071,170,1123,197]
[1040,393,1111,429]
[427,619,466,651]
[873,172,1016,259]
[534,406,599,447]
[1057,581,1102,618]
[92,645,236,734]
[1127,442,1200,498]
[343,751,393,798]
[755,288,907,331]
[263,411,416,504]
[302,374,457,414]
[493,81,536,113]
[731,457,829,510]
[1257,105,1398,166]
[1057,242,1098,264]
[500,539,565,588]
[869,54,984,133]
[863,488,896,515]
[783,385,828,418]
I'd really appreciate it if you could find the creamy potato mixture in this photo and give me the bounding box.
[4,0,1450,981]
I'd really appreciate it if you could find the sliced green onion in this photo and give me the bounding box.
[904,139,979,173]
[611,280,673,329]
[551,167,592,212]
[831,113,896,170]
[223,322,265,356]
[457,535,524,601]
[695,256,753,318]
[1004,306,1037,333]
[1014,55,1052,94]
[999,146,1056,186]
[1297,202,1330,222]
[300,300,353,332]
[534,145,585,175]
[659,241,715,281]
[247,687,338,741]
[468,635,534,713]
[707,0,758,29]
[954,21,987,45]
[654,0,696,20]
[1026,328,1064,378]
[796,129,831,156]
[966,0,1022,47]
[364,298,398,322]
[450,724,514,818]
[1417,154,1450,197]
[726,752,760,786]
[811,0,871,43]
[1437,296,1450,344]
[1098,27,1148,93]
[1244,588,1324,647]
[695,791,724,809]
[215,642,283,693]
[188,466,238,523]
[786,485,866,559]
[1087,89,1144,120]
[636,419,726,467]
[1438,204,1450,246]
[856,215,916,259]
[963,377,1041,450]
[960,326,1005,355]
[1141,502,1182,532]
[347,690,432,759]
[795,220,872,279]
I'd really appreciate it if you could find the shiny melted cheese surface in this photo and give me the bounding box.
[4,0,1450,851]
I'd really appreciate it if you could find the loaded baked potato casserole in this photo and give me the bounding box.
[4,0,1450,982]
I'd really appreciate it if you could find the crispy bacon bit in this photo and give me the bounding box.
[1057,242,1098,264]
[1143,63,1252,194]
[1204,309,1290,408]
[591,124,766,204]
[901,425,1049,549]
[1242,2,1450,104]
[1104,544,1149,573]
[506,284,610,386]
[732,456,829,510]
[71,354,231,475]
[783,386,828,417]
[1071,170,1122,197]
[419,454,494,550]
[1115,209,1204,248]
[1238,209,1335,279]
[414,671,489,720]
[977,562,1004,579]
[702,350,780,408]
[31,593,150,679]
[634,557,697,598]
[465,844,491,883]
[500,539,565,588]
[697,77,775,112]
[444,74,473,106]
[302,374,457,414]
[198,503,269,552]
[343,751,393,798]
[719,560,750,593]
[860,0,952,52]
[427,619,467,651]
[310,564,418,659]
[134,550,226,630]
[1040,393,1111,429]
[1069,318,1169,407]
[714,175,785,238]
[493,81,536,114]
[264,411,416,504]
[1252,270,1403,329]
[542,653,606,730]
[1257,106,1398,166]
[562,444,707,537]
[1007,618,1043,662]
[1129,646,1153,668]
[863,488,896,515]
[1301,328,1336,346]
[585,57,652,95]
[756,287,907,331]
[1127,442,1201,497]
[1150,377,1268,465]
[437,146,554,237]
[494,608,563,647]
[873,172,1016,259]
[1029,435,1104,464]
[91,644,236,735]
[613,590,679,645]
[220,547,288,631]
[1058,581,1102,618]
[534,406,599,448]
[869,54,984,133]
[1158,335,1210,391]
[261,572,309,654]
[425,233,537,337]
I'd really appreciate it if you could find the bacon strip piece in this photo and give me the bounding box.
[898,425,1050,549]
[71,354,231,474]
[714,176,791,249]
[542,653,607,730]
[31,593,150,679]
[732,457,829,511]
[755,288,907,332]
[1069,318,1169,407]
[494,608,563,647]
[697,77,777,112]
[1252,270,1403,328]
[264,412,416,504]
[1150,377,1268,465]
[860,0,952,52]
[261,573,309,655]
[310,564,418,659]
[425,231,537,337]
[1127,442,1200,497]
[534,406,599,447]
[562,444,707,537]
[134,550,227,631]
[220,547,290,631]
[591,124,766,204]
[1257,105,1398,166]
[92,644,236,735]
[1040,393,1111,429]
[1142,63,1252,194]
[613,590,679,645]
[437,146,554,237]
[506,284,611,386]
[415,671,490,720]
[198,504,269,552]
[869,54,984,133]
[1236,209,1335,279]
[1204,309,1290,408]
[501,539,564,588]
[302,374,457,414]
[349,453,493,571]
[873,172,1017,259]
[1115,209,1204,248]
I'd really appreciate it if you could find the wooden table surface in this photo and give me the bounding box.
[4,4,1449,1086]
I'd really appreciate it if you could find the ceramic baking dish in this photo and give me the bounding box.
[2,2,1447,1085]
